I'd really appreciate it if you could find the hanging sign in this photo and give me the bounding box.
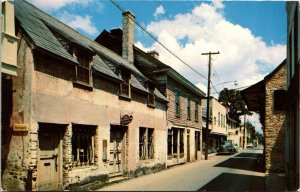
[120,114,133,126]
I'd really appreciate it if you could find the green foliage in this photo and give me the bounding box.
[218,88,252,121]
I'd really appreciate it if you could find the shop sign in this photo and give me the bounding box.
[120,114,133,126]
[13,124,29,131]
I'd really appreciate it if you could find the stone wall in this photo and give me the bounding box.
[1,35,34,191]
[264,64,286,173]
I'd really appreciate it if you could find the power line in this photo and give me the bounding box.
[109,0,208,82]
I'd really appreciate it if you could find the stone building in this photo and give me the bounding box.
[286,2,300,190]
[1,0,169,190]
[241,60,286,174]
[201,97,228,153]
[95,15,205,167]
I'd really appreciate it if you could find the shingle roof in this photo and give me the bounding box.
[92,55,122,81]
[15,0,167,103]
[15,0,147,80]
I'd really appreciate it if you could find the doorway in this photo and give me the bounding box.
[109,125,127,177]
[37,123,64,190]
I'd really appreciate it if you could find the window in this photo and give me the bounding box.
[274,90,286,111]
[76,52,91,85]
[175,89,180,117]
[72,124,96,167]
[187,96,191,120]
[218,112,220,126]
[139,127,154,160]
[195,100,199,122]
[167,128,184,159]
[148,83,155,107]
[120,70,131,98]
[214,117,216,125]
[167,130,173,158]
[221,114,223,127]
[195,131,201,151]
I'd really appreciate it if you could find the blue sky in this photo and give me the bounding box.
[28,0,287,133]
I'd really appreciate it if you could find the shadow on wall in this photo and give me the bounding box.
[1,78,13,178]
[267,117,285,174]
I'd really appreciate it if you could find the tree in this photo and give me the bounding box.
[246,121,255,141]
[218,88,252,121]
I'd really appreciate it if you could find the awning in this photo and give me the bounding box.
[210,132,227,136]
[240,80,265,112]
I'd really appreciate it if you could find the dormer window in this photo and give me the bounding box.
[148,83,155,107]
[119,70,131,98]
[76,51,91,85]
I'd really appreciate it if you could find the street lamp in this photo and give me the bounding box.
[212,80,238,89]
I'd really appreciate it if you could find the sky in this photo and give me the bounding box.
[27,0,287,133]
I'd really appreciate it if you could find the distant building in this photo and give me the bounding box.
[241,60,286,175]
[202,97,228,153]
[286,2,300,190]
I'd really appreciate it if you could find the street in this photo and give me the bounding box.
[98,147,268,191]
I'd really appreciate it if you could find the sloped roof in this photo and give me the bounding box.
[15,0,167,102]
[134,46,206,97]
[14,0,146,80]
[241,59,286,112]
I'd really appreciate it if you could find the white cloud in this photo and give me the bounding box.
[138,1,285,94]
[57,11,99,36]
[28,0,92,11]
[154,5,165,17]
[137,1,285,132]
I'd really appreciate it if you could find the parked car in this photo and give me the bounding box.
[217,140,237,155]
[233,143,239,152]
[246,143,254,148]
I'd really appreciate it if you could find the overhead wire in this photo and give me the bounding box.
[110,0,224,96]
[110,0,207,80]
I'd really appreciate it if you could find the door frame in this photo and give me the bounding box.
[109,125,127,177]
[37,123,65,190]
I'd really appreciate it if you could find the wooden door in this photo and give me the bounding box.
[37,124,61,190]
[109,126,125,176]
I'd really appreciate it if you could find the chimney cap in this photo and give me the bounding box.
[122,10,135,18]
[147,50,159,55]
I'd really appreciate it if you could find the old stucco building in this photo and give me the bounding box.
[242,60,286,174]
[95,16,205,167]
[1,0,169,190]
[202,97,228,153]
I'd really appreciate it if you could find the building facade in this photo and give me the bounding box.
[95,15,205,167]
[226,116,242,147]
[286,2,300,190]
[1,1,169,191]
[241,60,286,175]
[202,97,228,153]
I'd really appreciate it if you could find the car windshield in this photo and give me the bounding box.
[221,141,232,146]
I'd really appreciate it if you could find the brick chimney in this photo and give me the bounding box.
[122,11,135,64]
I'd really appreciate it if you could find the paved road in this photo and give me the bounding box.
[98,148,266,191]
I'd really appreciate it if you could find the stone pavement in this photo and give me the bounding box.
[97,148,286,191]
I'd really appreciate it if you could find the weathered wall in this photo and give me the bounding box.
[211,99,227,135]
[265,64,286,173]
[2,35,34,191]
[2,34,167,190]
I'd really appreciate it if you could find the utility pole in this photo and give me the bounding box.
[202,51,220,160]
[243,113,246,149]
